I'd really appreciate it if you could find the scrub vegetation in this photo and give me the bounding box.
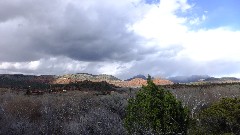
[0,79,240,134]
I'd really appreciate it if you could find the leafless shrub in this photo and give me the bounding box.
[1,83,240,134]
[166,83,240,117]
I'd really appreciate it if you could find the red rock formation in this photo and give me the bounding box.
[153,78,174,85]
[126,78,147,87]
[53,77,71,84]
[52,74,173,87]
[111,78,173,87]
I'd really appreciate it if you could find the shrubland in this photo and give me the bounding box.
[0,90,127,135]
[0,81,240,134]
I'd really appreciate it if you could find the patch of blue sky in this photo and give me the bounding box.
[144,0,160,5]
[183,0,240,30]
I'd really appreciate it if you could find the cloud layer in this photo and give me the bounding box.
[0,0,240,79]
[0,0,151,62]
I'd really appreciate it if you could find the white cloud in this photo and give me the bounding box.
[0,61,40,70]
[132,0,189,47]
[0,57,133,78]
[96,62,133,76]
[180,28,240,62]
[202,14,206,21]
[134,1,240,62]
[130,0,240,78]
[189,17,200,25]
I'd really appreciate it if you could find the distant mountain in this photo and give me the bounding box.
[203,77,240,83]
[0,73,172,88]
[168,75,211,83]
[168,75,240,84]
[125,74,147,81]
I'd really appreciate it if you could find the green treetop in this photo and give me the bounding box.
[124,75,189,134]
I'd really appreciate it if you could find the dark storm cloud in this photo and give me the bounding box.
[0,0,153,62]
[0,0,186,78]
[2,0,239,79]
[0,0,50,22]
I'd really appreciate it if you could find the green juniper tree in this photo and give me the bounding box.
[124,75,189,134]
[197,97,240,135]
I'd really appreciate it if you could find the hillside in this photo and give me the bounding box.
[168,75,240,84]
[168,75,210,83]
[1,73,240,89]
[203,77,240,83]
[53,73,173,87]
[0,74,55,89]
[163,83,240,116]
[53,73,121,84]
[0,74,173,91]
[0,74,55,83]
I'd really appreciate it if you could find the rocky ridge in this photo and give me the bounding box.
[202,77,240,83]
[53,73,122,84]
[53,73,173,87]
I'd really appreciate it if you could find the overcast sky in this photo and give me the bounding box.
[0,0,240,79]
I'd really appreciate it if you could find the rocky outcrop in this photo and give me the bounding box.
[125,78,147,87]
[53,74,173,87]
[53,73,122,84]
[153,78,174,85]
[115,78,173,88]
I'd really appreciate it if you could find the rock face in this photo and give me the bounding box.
[125,78,147,87]
[153,78,174,85]
[53,73,173,87]
[116,78,173,88]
